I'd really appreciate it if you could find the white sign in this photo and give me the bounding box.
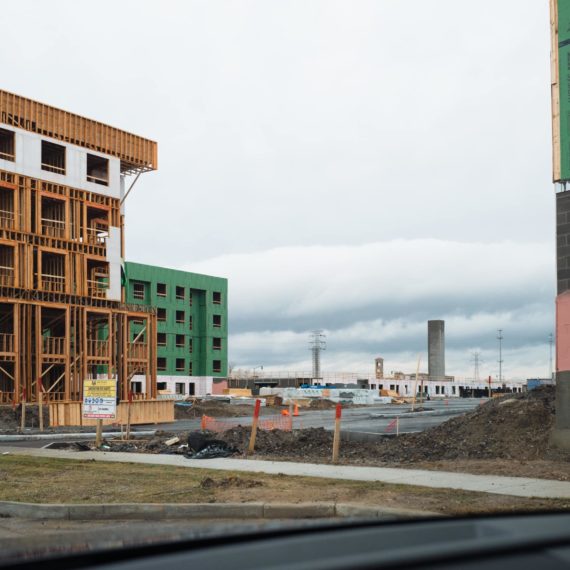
[83,379,117,419]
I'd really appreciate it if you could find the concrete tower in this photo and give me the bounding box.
[374,357,384,379]
[428,320,445,381]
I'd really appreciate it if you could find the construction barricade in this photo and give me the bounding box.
[201,414,293,433]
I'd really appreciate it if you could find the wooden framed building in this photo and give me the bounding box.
[0,89,158,405]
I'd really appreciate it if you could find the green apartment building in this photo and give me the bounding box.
[124,262,228,397]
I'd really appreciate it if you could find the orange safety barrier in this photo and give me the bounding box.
[202,414,293,433]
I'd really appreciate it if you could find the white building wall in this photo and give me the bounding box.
[132,374,213,398]
[106,227,122,301]
[0,124,122,199]
[0,123,125,301]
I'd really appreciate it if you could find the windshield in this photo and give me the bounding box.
[0,0,567,565]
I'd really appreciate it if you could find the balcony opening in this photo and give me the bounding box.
[41,195,66,238]
[40,251,66,293]
[175,382,185,394]
[176,334,184,348]
[176,358,185,372]
[189,362,193,375]
[188,339,193,353]
[157,357,167,371]
[157,283,167,297]
[85,204,109,245]
[189,316,193,330]
[0,187,14,229]
[157,332,167,347]
[86,154,109,186]
[128,316,147,360]
[87,259,109,299]
[157,308,166,322]
[213,359,222,373]
[0,245,15,287]
[86,312,110,359]
[157,382,167,391]
[176,310,185,324]
[213,291,222,304]
[0,303,15,354]
[189,292,193,306]
[213,337,222,351]
[132,281,147,301]
[213,314,222,328]
[41,307,66,356]
[176,286,185,300]
[41,141,66,175]
[0,129,15,161]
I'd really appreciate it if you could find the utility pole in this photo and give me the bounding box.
[549,333,554,380]
[497,330,504,383]
[309,330,326,380]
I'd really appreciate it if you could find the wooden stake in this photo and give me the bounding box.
[488,375,492,398]
[20,388,27,432]
[332,403,342,464]
[38,378,44,433]
[247,399,262,457]
[289,400,293,430]
[411,354,421,412]
[126,390,132,440]
[95,419,103,448]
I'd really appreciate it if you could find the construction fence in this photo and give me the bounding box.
[201,414,293,433]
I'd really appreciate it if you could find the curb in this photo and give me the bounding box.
[0,431,157,442]
[0,501,440,521]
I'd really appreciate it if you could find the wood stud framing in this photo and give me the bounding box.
[0,90,157,173]
[0,168,157,405]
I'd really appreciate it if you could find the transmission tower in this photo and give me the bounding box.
[309,330,326,379]
[497,329,504,383]
[470,350,483,382]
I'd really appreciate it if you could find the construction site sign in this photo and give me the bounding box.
[82,379,117,419]
[551,0,570,181]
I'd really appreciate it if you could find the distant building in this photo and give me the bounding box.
[125,262,228,397]
[374,357,384,379]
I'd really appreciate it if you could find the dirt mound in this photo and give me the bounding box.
[219,426,333,459]
[220,387,559,463]
[174,401,254,419]
[372,387,556,462]
[0,405,48,431]
[309,399,337,410]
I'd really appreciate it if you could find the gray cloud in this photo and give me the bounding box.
[0,0,556,378]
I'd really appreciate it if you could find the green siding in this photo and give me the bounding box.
[124,261,228,377]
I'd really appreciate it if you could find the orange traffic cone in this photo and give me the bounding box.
[293,402,299,417]
[281,409,290,417]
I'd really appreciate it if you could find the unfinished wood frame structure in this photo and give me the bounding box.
[0,90,157,173]
[0,90,159,406]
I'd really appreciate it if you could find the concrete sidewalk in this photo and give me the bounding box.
[3,446,570,500]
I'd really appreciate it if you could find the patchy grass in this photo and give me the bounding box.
[0,455,569,516]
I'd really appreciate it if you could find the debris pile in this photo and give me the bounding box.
[90,387,561,465]
[199,476,264,489]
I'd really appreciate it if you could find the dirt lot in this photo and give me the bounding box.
[98,387,570,481]
[174,400,285,419]
[0,455,567,516]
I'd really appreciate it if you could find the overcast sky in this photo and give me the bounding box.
[1,0,555,379]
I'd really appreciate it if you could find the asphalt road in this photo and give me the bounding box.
[164,398,483,435]
[0,399,484,449]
